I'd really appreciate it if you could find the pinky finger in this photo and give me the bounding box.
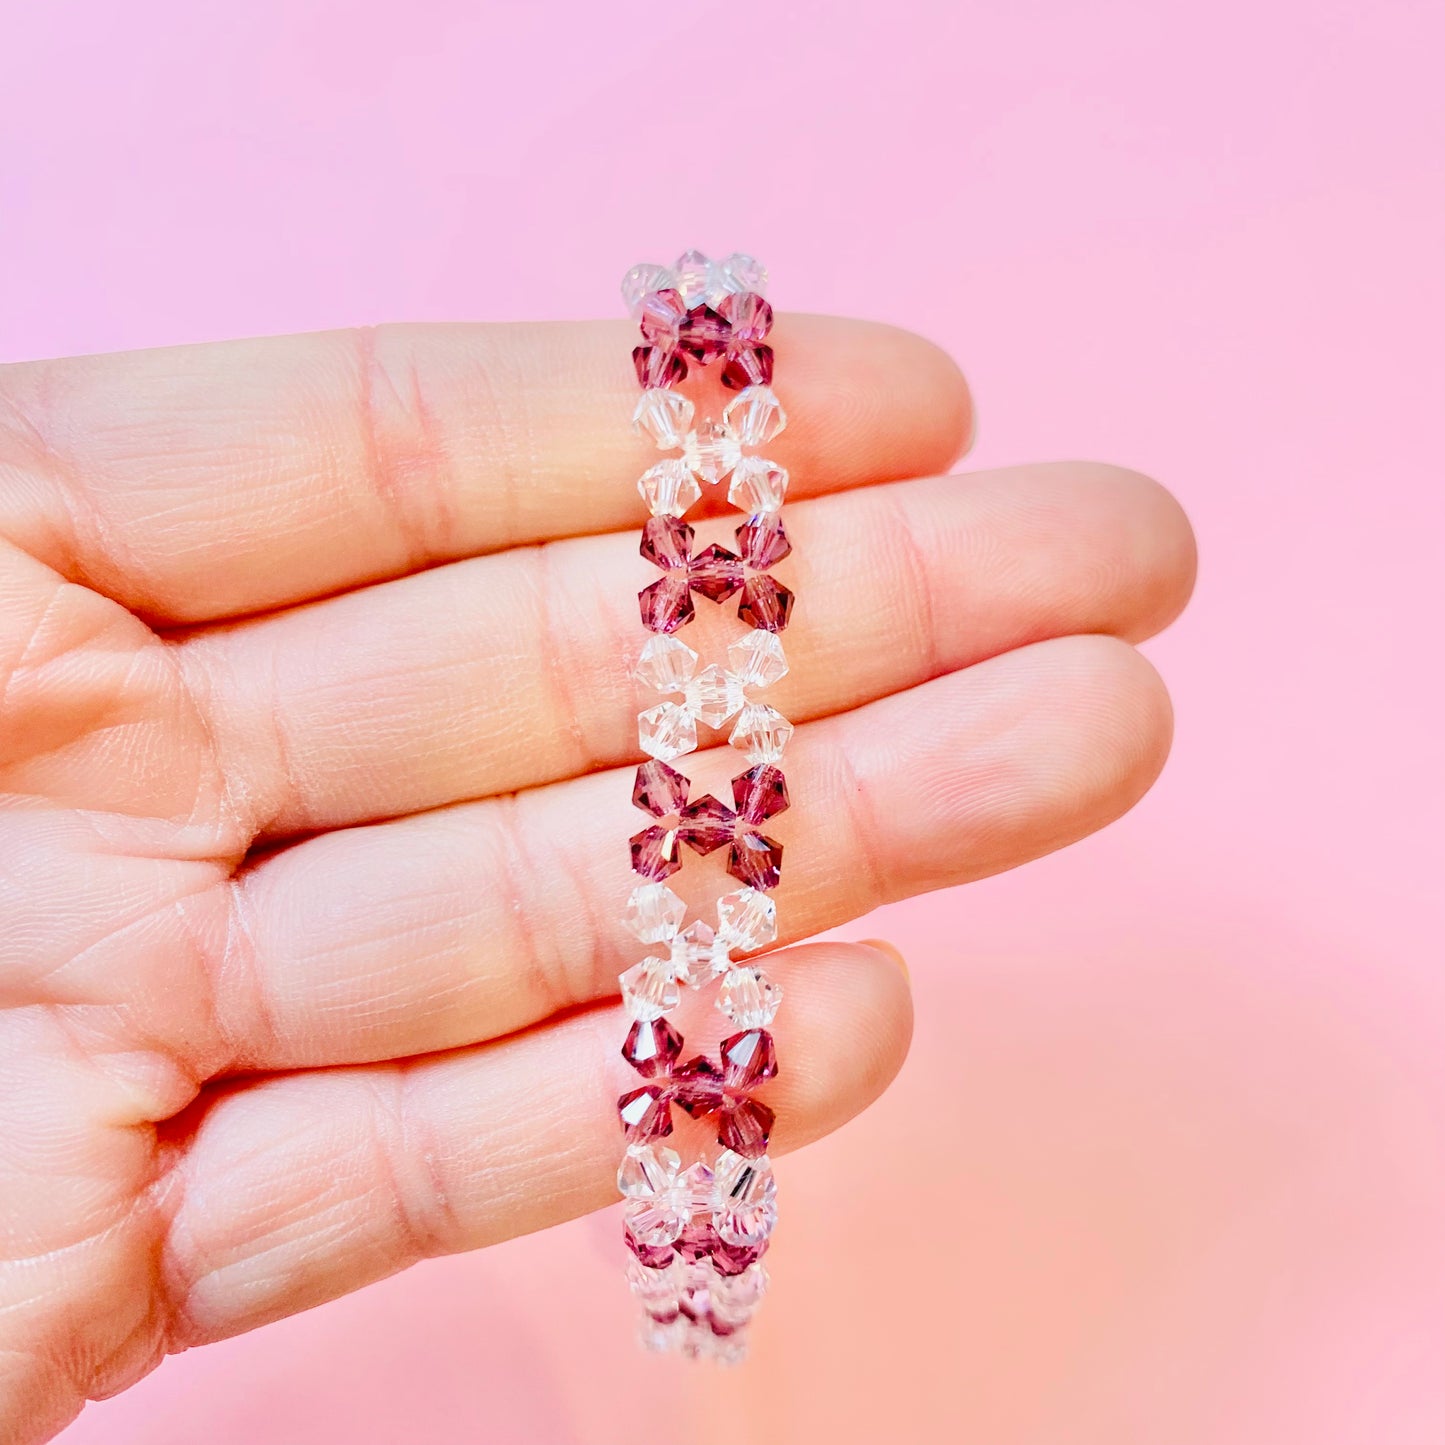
[156,940,912,1345]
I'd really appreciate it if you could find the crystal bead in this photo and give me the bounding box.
[720,1028,778,1088]
[712,1149,777,1246]
[732,764,789,823]
[683,422,742,486]
[617,1141,681,1197]
[678,304,733,366]
[730,703,793,764]
[630,823,682,881]
[637,458,701,518]
[639,574,696,635]
[727,831,783,891]
[634,636,698,694]
[670,920,730,989]
[622,882,686,943]
[621,1148,692,1247]
[620,955,681,1020]
[633,344,687,390]
[627,1253,680,1296]
[618,1083,674,1143]
[627,1229,678,1272]
[720,252,768,296]
[682,663,744,727]
[735,512,792,569]
[717,966,783,1028]
[673,1056,725,1117]
[722,385,787,447]
[716,888,778,950]
[718,292,773,345]
[678,793,737,855]
[623,1185,688,1249]
[639,515,693,571]
[622,1016,684,1077]
[722,345,774,392]
[632,758,690,817]
[639,288,687,346]
[687,543,744,603]
[727,631,789,689]
[632,387,695,449]
[679,1158,716,1212]
[677,1220,766,1276]
[638,701,696,762]
[737,574,794,632]
[621,263,676,316]
[710,1261,768,1311]
[727,456,789,514]
[718,1097,774,1159]
[671,249,715,307]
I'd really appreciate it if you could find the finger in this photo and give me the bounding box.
[0,317,970,624]
[203,635,1169,1073]
[179,462,1194,837]
[159,939,911,1344]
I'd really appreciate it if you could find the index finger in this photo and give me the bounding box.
[0,317,970,625]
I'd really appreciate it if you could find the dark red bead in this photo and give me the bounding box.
[720,1028,779,1088]
[687,542,744,603]
[737,573,794,632]
[618,1084,674,1142]
[673,1056,725,1117]
[727,831,783,891]
[639,573,695,633]
[630,823,682,881]
[732,764,789,824]
[735,512,792,570]
[640,515,693,571]
[633,760,690,817]
[721,343,774,391]
[633,344,687,389]
[624,1224,677,1270]
[717,1096,775,1158]
[717,291,773,344]
[638,288,687,345]
[677,303,732,364]
[678,793,737,855]
[622,1016,684,1078]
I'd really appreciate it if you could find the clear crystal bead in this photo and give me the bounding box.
[710,1261,769,1312]
[623,883,686,944]
[716,888,778,951]
[638,459,702,518]
[727,457,789,514]
[712,1150,777,1247]
[632,388,695,450]
[682,422,742,486]
[639,702,697,762]
[729,702,793,763]
[619,1144,692,1246]
[621,955,681,1019]
[635,635,698,692]
[717,965,783,1027]
[671,920,731,989]
[682,663,745,728]
[627,1255,681,1297]
[723,386,787,447]
[621,262,677,316]
[727,631,788,690]
[618,1141,680,1198]
[671,249,715,307]
[720,252,768,297]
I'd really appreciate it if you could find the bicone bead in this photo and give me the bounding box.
[721,344,774,392]
[639,574,696,634]
[620,955,681,1020]
[728,457,789,514]
[717,966,783,1028]
[683,422,742,486]
[670,919,730,989]
[634,635,698,694]
[640,515,693,571]
[633,344,687,390]
[678,793,737,855]
[716,887,778,950]
[730,702,793,764]
[720,1028,779,1088]
[718,1096,775,1159]
[723,384,787,447]
[718,291,773,344]
[688,543,744,603]
[671,249,716,307]
[727,831,783,891]
[678,304,733,365]
[738,574,794,632]
[638,701,697,762]
[619,1083,674,1143]
[712,1149,777,1247]
[617,1140,681,1197]
[727,630,789,689]
[682,663,744,728]
[625,1224,678,1270]
[673,1056,725,1117]
[732,764,789,823]
[622,263,677,315]
[638,458,701,518]
[735,512,792,569]
[622,1016,684,1077]
[630,823,682,881]
[639,288,688,346]
[622,882,686,943]
[633,387,695,449]
[719,252,768,297]
[632,758,690,817]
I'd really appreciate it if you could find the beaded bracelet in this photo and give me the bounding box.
[615,250,791,1362]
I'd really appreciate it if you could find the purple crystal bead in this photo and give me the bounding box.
[727,831,783,891]
[673,1056,725,1118]
[687,542,744,603]
[640,515,693,571]
[737,573,794,632]
[677,304,732,364]
[633,344,687,389]
[639,573,696,633]
[619,1084,674,1142]
[624,1224,677,1270]
[731,764,789,824]
[721,344,774,392]
[718,1096,774,1159]
[630,823,682,881]
[735,513,792,570]
[675,1221,766,1276]
[633,760,690,818]
[622,1016,684,1078]
[678,794,737,855]
[720,1028,779,1089]
[718,291,773,344]
[638,288,687,345]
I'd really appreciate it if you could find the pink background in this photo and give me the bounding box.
[6,1,1444,1441]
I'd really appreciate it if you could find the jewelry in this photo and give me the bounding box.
[615,250,791,1361]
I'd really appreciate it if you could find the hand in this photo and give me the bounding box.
[0,316,1193,1442]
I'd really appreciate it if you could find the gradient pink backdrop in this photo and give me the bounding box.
[5,1,1444,1441]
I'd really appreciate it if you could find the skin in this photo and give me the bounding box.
[0,315,1195,1444]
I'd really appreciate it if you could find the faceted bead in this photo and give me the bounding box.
[623,1153,693,1247]
[732,764,790,823]
[671,249,716,307]
[620,955,681,1020]
[679,1158,717,1212]
[640,514,693,570]
[634,636,698,694]
[639,574,696,635]
[723,384,787,447]
[721,344,774,391]
[623,1188,690,1250]
[682,663,744,727]
[727,456,789,514]
[622,882,686,943]
[638,701,697,762]
[625,1225,678,1271]
[720,252,768,297]
[639,287,687,346]
[727,630,789,690]
[717,966,783,1029]
[632,386,695,449]
[727,831,784,891]
[710,1260,768,1312]
[682,422,742,486]
[630,823,682,881]
[673,1056,725,1117]
[618,1083,674,1143]
[720,1028,779,1088]
[734,512,792,570]
[622,1016,684,1077]
[729,702,794,764]
[716,887,778,950]
[637,458,701,518]
[678,793,737,855]
[622,263,676,315]
[633,758,691,817]
[738,574,794,632]
[617,1141,681,1197]
[670,920,729,989]
[633,344,687,390]
[717,291,774,345]
[627,1253,681,1300]
[687,543,744,603]
[718,1096,775,1159]
[678,305,733,365]
[712,1149,778,1246]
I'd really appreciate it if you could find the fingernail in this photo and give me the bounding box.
[859,937,909,983]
